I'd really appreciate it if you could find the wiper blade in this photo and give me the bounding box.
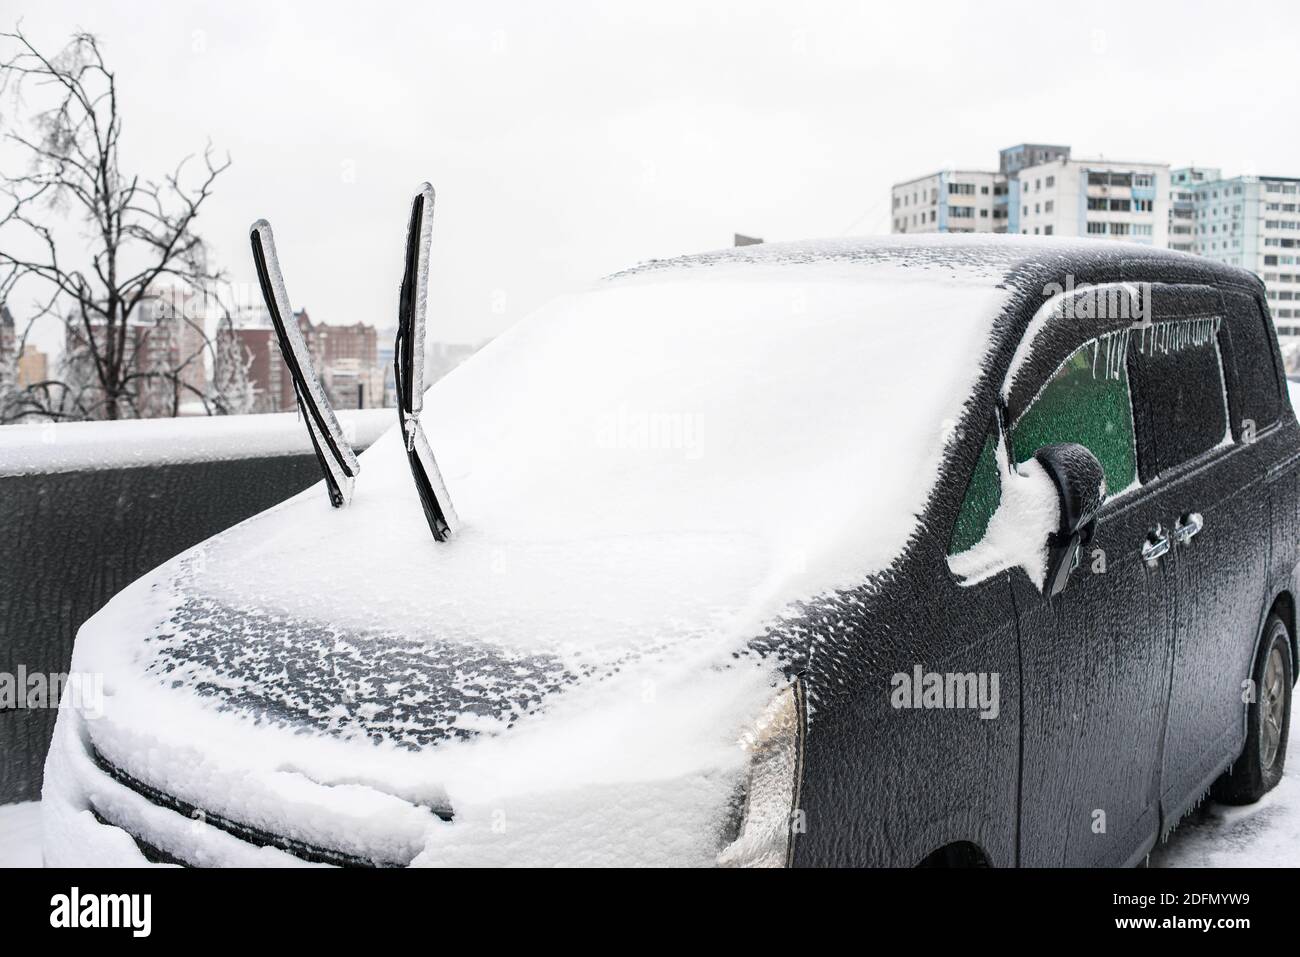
[250,219,360,507]
[395,184,459,541]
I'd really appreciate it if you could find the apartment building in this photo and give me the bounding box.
[891,145,1300,346]
[1169,167,1220,253]
[221,307,391,412]
[17,346,48,387]
[1017,158,1169,246]
[1191,175,1300,334]
[891,170,1004,234]
[63,298,209,417]
[892,144,1171,247]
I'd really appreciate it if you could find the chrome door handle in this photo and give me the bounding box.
[1174,512,1204,546]
[1142,524,1171,566]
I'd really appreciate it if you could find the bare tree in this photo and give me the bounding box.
[0,26,235,421]
[208,299,256,416]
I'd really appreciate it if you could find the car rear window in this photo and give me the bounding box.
[1219,291,1284,435]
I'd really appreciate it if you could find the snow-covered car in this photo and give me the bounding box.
[43,234,1299,867]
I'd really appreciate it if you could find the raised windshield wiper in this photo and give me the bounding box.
[394,183,459,541]
[249,219,360,507]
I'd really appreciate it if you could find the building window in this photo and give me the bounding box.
[1087,222,1107,234]
[1044,225,1054,235]
[1045,176,1055,188]
[1045,200,1054,213]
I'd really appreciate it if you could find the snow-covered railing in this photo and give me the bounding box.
[0,408,391,476]
[0,410,393,804]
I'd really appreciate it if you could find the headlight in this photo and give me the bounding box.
[718,677,806,868]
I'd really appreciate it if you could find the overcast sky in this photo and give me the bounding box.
[4,0,1299,354]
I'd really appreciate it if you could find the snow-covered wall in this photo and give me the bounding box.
[0,408,391,477]
[0,411,394,804]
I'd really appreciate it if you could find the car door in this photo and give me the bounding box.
[1008,331,1180,867]
[1148,286,1273,817]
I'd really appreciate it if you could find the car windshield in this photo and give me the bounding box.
[159,258,1012,663]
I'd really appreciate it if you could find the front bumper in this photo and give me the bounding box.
[43,707,336,867]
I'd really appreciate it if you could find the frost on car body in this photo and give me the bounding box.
[42,234,1300,867]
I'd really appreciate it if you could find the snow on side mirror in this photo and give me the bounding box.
[1033,443,1105,597]
[948,440,1061,593]
[249,219,360,507]
[395,183,459,542]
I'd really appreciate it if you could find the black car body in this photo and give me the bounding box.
[44,236,1299,867]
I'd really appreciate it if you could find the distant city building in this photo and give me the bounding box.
[892,144,1167,245]
[63,289,208,417]
[376,327,397,409]
[892,169,1004,234]
[221,309,398,412]
[17,345,48,387]
[315,319,380,411]
[1190,175,1300,334]
[1018,158,1169,245]
[218,307,295,412]
[1169,167,1220,253]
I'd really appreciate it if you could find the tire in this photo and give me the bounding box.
[1211,613,1293,805]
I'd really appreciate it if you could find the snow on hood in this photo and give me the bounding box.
[67,244,1013,864]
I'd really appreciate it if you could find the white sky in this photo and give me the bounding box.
[3,0,1299,355]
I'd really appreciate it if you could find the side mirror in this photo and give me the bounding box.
[1033,443,1106,596]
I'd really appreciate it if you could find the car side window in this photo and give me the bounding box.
[1130,327,1229,476]
[1009,338,1138,498]
[948,428,1001,555]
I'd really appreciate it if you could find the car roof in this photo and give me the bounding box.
[608,234,1263,298]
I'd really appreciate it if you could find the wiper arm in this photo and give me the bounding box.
[249,219,360,507]
[395,183,459,541]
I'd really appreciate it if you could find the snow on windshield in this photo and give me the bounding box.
[167,260,1011,659]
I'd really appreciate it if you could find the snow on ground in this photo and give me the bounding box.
[1149,758,1300,867]
[0,802,42,867]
